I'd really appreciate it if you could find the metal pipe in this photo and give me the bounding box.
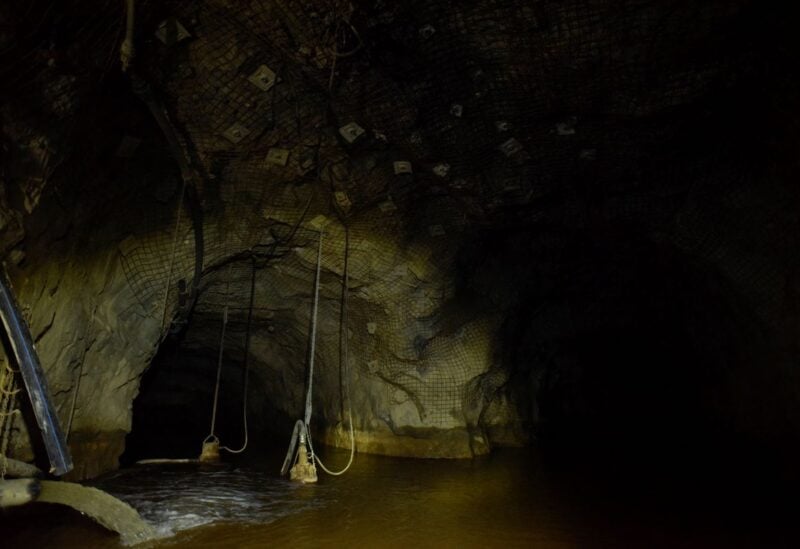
[120,0,135,71]
[304,230,323,427]
[0,271,72,476]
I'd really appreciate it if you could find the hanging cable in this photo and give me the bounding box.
[327,19,362,93]
[65,358,83,442]
[283,224,356,479]
[207,303,227,440]
[158,175,188,335]
[308,223,354,475]
[281,230,324,482]
[203,264,234,458]
[121,0,204,334]
[304,230,324,427]
[221,257,256,454]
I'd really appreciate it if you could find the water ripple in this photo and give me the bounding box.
[91,465,324,538]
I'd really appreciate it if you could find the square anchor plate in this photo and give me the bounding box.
[379,198,397,213]
[393,161,413,175]
[428,225,446,237]
[222,123,250,144]
[266,147,290,166]
[248,65,277,92]
[339,122,365,144]
[155,18,191,45]
[334,191,352,211]
[499,138,524,157]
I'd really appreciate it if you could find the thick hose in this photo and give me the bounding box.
[309,223,354,475]
[304,230,324,427]
[221,258,256,454]
[283,226,356,478]
[282,231,323,477]
[207,305,228,440]
[0,271,72,476]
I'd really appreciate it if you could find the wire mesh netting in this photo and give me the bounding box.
[2,0,780,433]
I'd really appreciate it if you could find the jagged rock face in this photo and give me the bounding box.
[125,215,513,461]
[1,0,800,479]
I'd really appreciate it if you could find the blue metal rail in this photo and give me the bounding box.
[0,271,72,476]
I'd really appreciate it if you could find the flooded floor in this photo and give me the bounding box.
[1,446,797,548]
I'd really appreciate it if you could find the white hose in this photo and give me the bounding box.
[304,230,324,427]
[284,227,356,477]
[281,232,324,476]
[222,260,256,455]
[308,224,354,475]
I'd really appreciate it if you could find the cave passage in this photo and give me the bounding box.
[2,0,800,546]
[503,239,756,455]
[121,335,249,465]
[124,231,783,478]
[123,257,303,466]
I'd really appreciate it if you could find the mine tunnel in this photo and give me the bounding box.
[1,0,800,547]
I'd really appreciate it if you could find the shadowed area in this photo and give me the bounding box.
[1,0,799,546]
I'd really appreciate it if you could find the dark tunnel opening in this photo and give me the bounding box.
[121,259,301,466]
[122,338,186,464]
[121,334,249,465]
[476,229,796,478]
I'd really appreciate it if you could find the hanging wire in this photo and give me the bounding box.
[308,222,355,476]
[303,230,324,427]
[65,359,83,441]
[205,262,234,444]
[158,164,189,335]
[221,257,257,454]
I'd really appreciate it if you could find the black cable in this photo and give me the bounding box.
[243,256,256,375]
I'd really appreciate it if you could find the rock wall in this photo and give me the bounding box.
[1,0,799,481]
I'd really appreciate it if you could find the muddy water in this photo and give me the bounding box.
[1,447,796,548]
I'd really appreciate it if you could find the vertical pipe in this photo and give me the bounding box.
[0,272,72,476]
[209,305,228,438]
[304,231,324,427]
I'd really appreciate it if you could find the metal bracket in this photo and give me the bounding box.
[155,18,191,46]
[266,147,290,166]
[248,65,277,92]
[339,122,365,144]
[393,161,413,175]
[222,123,250,144]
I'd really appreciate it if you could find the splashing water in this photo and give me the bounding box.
[91,464,326,539]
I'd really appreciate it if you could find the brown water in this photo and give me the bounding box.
[1,447,797,548]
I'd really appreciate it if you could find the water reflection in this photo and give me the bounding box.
[1,447,797,548]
